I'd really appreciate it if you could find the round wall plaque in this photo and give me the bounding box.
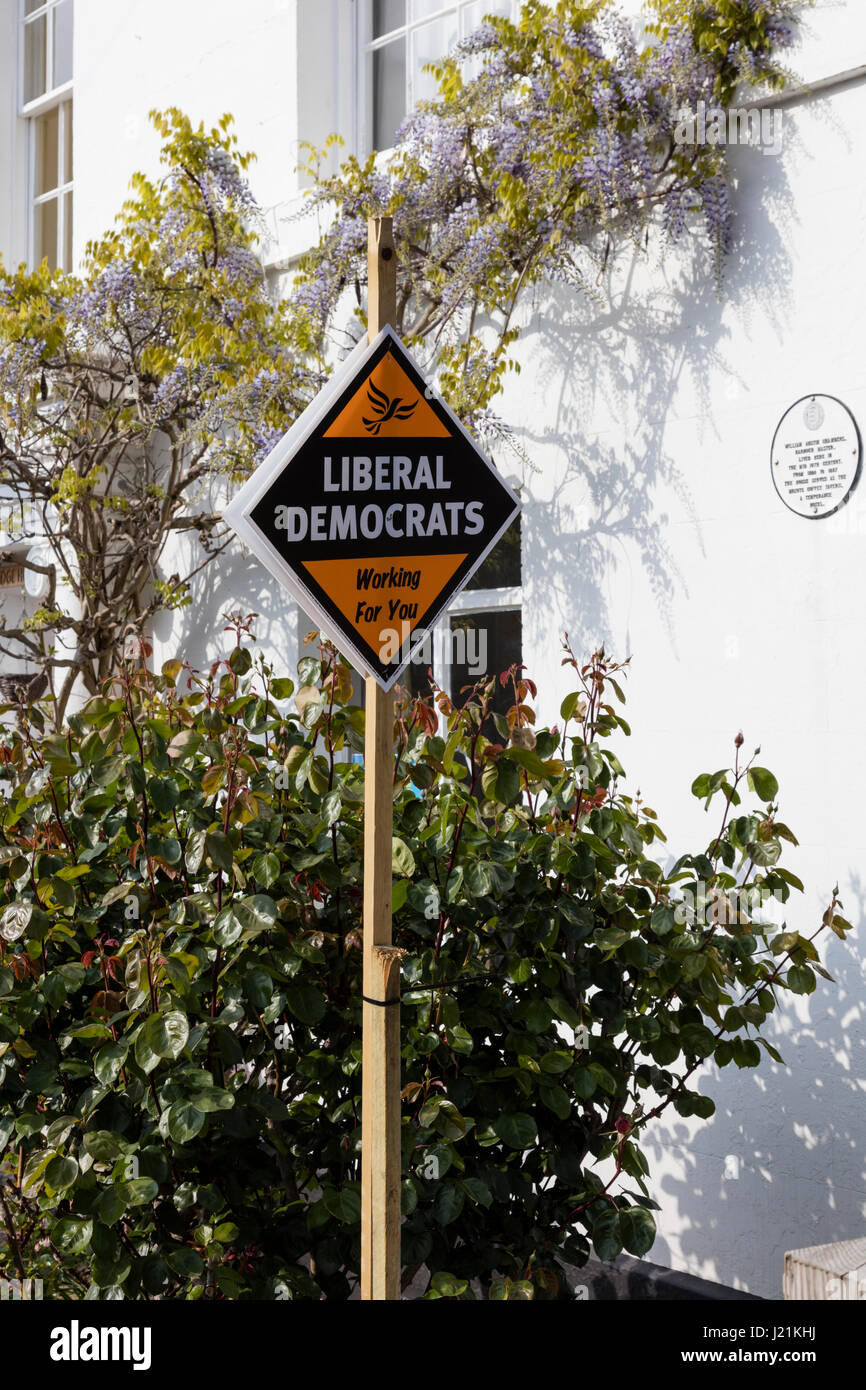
[771,394,861,519]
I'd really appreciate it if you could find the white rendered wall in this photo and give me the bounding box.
[499,1,866,1298]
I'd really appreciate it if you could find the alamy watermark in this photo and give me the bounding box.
[1,1277,43,1300]
[377,617,487,677]
[674,100,783,157]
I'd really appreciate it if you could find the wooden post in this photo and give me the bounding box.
[361,216,402,1302]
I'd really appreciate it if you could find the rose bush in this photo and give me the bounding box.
[0,623,847,1299]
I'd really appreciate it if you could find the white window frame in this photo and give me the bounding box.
[357,0,518,154]
[19,0,74,271]
[431,586,521,729]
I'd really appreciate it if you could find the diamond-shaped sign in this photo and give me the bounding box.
[223,325,521,689]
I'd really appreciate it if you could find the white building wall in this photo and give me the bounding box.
[72,0,301,263]
[502,2,866,1296]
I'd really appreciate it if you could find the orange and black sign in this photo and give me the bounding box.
[224,326,521,689]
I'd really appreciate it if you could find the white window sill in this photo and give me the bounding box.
[448,585,521,613]
[20,81,73,119]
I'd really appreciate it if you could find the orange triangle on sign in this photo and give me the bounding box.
[323,350,451,439]
[301,553,467,656]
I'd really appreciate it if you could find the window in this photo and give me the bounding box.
[400,514,523,731]
[21,0,74,270]
[360,0,517,150]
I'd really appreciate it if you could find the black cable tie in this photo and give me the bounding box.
[361,974,493,1008]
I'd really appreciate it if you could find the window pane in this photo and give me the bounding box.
[465,515,521,589]
[35,197,58,268]
[411,0,452,20]
[25,0,44,17]
[449,608,522,725]
[35,107,59,197]
[62,100,73,184]
[410,15,458,105]
[373,0,405,37]
[53,0,74,87]
[24,14,47,103]
[400,631,435,702]
[62,191,73,269]
[372,40,406,148]
[460,0,512,35]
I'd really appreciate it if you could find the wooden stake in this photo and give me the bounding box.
[361,216,402,1302]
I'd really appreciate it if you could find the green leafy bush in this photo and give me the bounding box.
[0,623,847,1300]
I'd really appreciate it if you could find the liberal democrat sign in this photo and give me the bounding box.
[224,326,520,689]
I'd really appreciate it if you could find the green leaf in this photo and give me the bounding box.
[418,1096,466,1140]
[52,1216,93,1254]
[144,1008,189,1061]
[94,1185,125,1225]
[244,968,273,1011]
[185,829,207,874]
[190,1088,234,1113]
[167,1248,204,1276]
[732,1038,761,1068]
[83,1130,125,1161]
[234,894,278,935]
[0,901,37,942]
[595,926,628,951]
[560,691,581,722]
[434,1182,465,1226]
[229,646,252,675]
[252,851,281,888]
[461,1176,493,1208]
[286,983,326,1026]
[591,1205,622,1262]
[146,834,182,865]
[748,767,779,802]
[521,998,553,1032]
[134,1027,160,1075]
[429,1270,469,1298]
[213,903,243,948]
[392,836,415,877]
[540,1050,573,1074]
[323,1186,361,1224]
[539,1082,571,1119]
[588,1062,617,1095]
[116,1177,159,1206]
[572,1066,597,1100]
[168,1095,209,1139]
[786,965,816,996]
[493,1112,537,1149]
[205,828,234,872]
[650,904,676,936]
[619,1206,656,1257]
[44,1154,79,1193]
[681,951,707,981]
[494,760,521,805]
